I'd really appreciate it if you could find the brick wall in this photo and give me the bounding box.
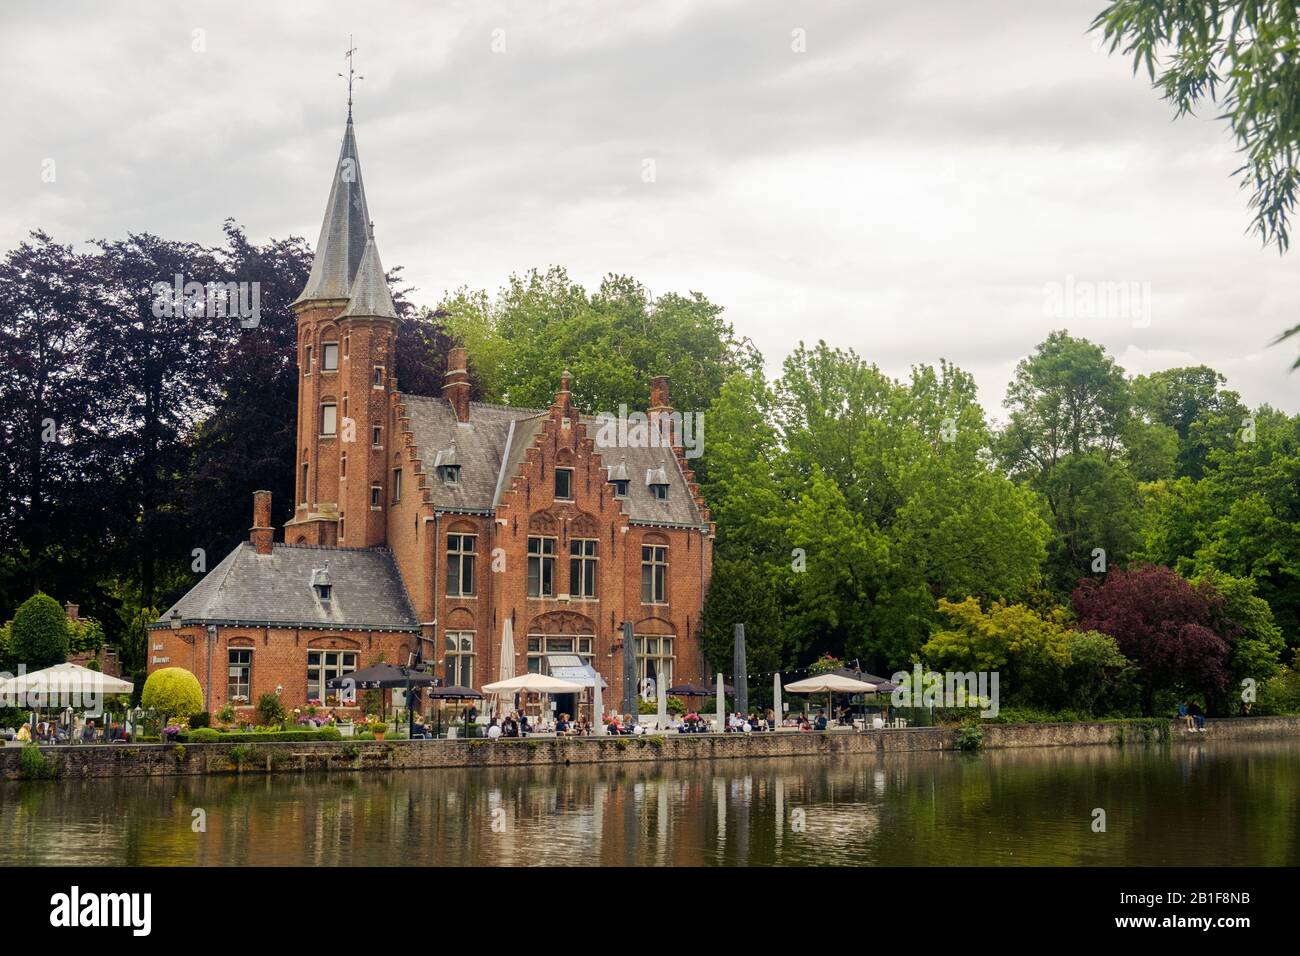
[7,717,1297,780]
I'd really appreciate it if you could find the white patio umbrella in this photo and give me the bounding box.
[481,673,585,694]
[0,662,133,707]
[784,673,876,723]
[494,618,516,717]
[0,663,134,736]
[483,672,585,733]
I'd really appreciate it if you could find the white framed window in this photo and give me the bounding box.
[636,636,674,696]
[372,425,383,448]
[447,534,477,597]
[445,632,474,687]
[322,342,339,371]
[392,467,402,503]
[373,365,385,388]
[307,650,357,703]
[570,538,597,599]
[321,403,338,436]
[227,649,251,704]
[370,484,382,509]
[527,536,556,597]
[641,544,668,604]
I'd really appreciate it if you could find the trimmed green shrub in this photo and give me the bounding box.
[255,692,285,726]
[189,711,211,729]
[177,728,341,743]
[11,594,69,669]
[142,668,204,724]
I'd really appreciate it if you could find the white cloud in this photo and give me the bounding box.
[2,0,1297,411]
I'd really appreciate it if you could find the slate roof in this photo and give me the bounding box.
[339,231,397,320]
[402,396,706,525]
[151,542,418,631]
[295,118,371,305]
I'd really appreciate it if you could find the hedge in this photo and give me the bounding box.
[177,727,342,744]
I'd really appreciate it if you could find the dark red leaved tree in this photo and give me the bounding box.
[1072,564,1232,714]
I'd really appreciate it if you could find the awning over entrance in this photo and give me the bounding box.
[547,655,606,689]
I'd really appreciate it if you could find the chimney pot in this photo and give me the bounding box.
[443,348,471,422]
[251,490,274,555]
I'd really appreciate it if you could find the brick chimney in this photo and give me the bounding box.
[648,374,675,448]
[250,489,274,555]
[64,602,79,621]
[443,347,471,423]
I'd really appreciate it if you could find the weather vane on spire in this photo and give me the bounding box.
[339,35,363,117]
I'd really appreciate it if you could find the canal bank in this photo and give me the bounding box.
[4,715,1298,780]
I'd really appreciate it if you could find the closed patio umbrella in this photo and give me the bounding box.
[494,619,516,718]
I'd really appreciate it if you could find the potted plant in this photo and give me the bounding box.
[370,722,388,740]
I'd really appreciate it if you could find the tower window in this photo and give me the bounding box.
[373,366,385,388]
[322,343,339,371]
[320,403,337,436]
[372,425,383,448]
[300,463,309,505]
[304,345,312,375]
[392,467,402,503]
[341,452,348,478]
[370,484,382,509]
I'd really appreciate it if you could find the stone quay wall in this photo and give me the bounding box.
[2,716,1297,781]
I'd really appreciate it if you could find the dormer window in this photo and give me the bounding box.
[647,465,669,501]
[311,563,332,603]
[435,443,460,487]
[608,458,631,498]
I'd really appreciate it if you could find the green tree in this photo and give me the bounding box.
[700,558,783,681]
[438,267,759,415]
[1200,570,1286,702]
[1129,366,1248,479]
[999,331,1141,593]
[141,667,204,723]
[10,593,69,669]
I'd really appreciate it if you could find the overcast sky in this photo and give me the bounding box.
[4,0,1298,417]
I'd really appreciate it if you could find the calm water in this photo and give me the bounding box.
[2,740,1297,866]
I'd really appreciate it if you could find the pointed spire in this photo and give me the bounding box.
[295,117,372,305]
[339,223,398,320]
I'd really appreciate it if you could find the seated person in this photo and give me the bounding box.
[814,714,828,731]
[556,714,570,734]
[486,719,502,739]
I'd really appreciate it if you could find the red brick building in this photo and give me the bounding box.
[149,113,714,719]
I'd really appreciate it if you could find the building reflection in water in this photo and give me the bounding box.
[2,740,1298,866]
